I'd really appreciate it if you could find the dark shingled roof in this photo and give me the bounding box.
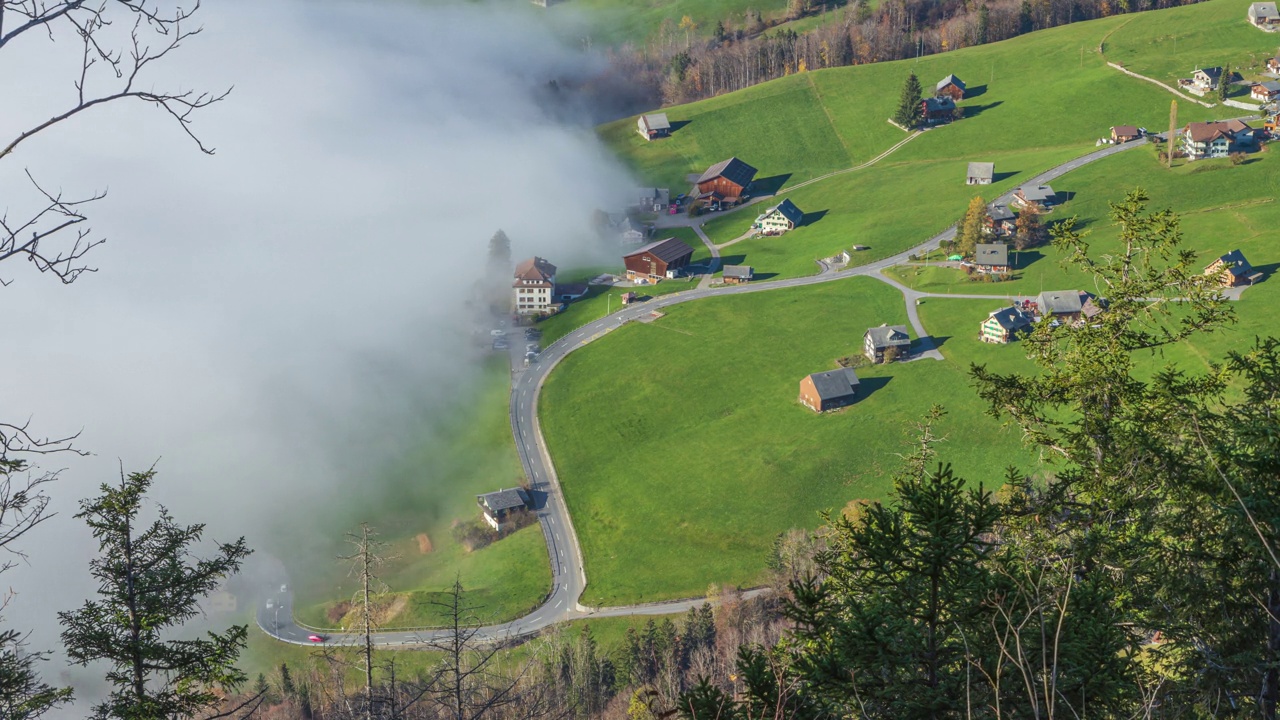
[975,243,1009,267]
[478,487,529,514]
[808,368,860,402]
[987,306,1033,331]
[989,204,1015,222]
[623,237,695,264]
[1216,249,1255,278]
[723,265,754,279]
[924,96,956,113]
[767,198,804,225]
[865,324,912,349]
[697,157,758,187]
[1197,66,1224,82]
[937,74,966,92]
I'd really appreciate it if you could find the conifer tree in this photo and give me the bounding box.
[59,469,252,720]
[893,72,924,129]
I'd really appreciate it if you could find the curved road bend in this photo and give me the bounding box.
[258,138,1147,647]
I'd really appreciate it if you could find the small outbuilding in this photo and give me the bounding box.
[621,291,638,305]
[981,306,1034,344]
[864,324,911,364]
[623,237,695,282]
[722,265,754,285]
[974,243,1010,274]
[799,368,860,413]
[756,198,804,233]
[1205,250,1263,287]
[477,488,531,532]
[637,113,671,141]
[1111,125,1142,143]
[966,162,995,185]
[936,74,967,101]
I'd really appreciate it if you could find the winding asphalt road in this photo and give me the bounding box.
[257,138,1148,647]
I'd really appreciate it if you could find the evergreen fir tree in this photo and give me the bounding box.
[893,72,924,129]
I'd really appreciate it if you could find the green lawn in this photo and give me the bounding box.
[548,0,792,47]
[1103,0,1279,85]
[272,360,550,630]
[540,277,1034,605]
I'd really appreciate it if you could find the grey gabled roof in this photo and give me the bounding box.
[1017,184,1056,203]
[1256,80,1280,93]
[937,74,966,92]
[767,198,804,225]
[624,237,695,264]
[987,306,1033,331]
[989,204,1015,222]
[1251,2,1279,18]
[635,187,670,205]
[1036,290,1085,315]
[975,243,1009,267]
[641,113,671,131]
[865,324,911,348]
[697,157,758,187]
[1218,249,1255,277]
[478,487,529,514]
[723,264,754,279]
[967,162,994,180]
[808,368,860,401]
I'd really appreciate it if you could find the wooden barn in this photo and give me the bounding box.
[799,368,860,413]
[623,237,695,282]
[696,157,758,203]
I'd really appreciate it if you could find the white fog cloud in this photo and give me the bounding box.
[0,0,634,694]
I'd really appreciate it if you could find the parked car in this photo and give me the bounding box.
[490,329,505,337]
[280,584,288,593]
[493,340,509,350]
[265,599,275,609]
[526,343,540,353]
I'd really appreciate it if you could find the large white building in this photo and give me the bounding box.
[513,256,557,315]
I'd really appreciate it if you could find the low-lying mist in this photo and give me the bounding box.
[1,0,635,694]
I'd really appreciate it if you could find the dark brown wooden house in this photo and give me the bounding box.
[695,157,758,202]
[623,237,695,281]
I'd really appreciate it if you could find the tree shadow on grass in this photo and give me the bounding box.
[751,174,791,197]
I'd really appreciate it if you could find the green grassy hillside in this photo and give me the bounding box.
[601,0,1265,281]
[541,278,1035,605]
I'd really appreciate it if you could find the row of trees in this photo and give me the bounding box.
[952,195,1045,257]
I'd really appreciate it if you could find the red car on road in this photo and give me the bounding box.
[308,634,327,643]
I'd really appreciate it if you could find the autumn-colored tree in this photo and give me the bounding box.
[956,195,988,256]
[678,15,698,50]
[1014,202,1044,249]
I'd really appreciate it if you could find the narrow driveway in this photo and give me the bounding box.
[258,138,1147,648]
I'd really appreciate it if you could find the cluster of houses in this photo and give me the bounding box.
[923,74,967,125]
[976,251,1262,345]
[798,324,912,413]
[512,257,587,317]
[979,290,1104,343]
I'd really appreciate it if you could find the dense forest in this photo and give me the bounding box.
[588,0,1210,107]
